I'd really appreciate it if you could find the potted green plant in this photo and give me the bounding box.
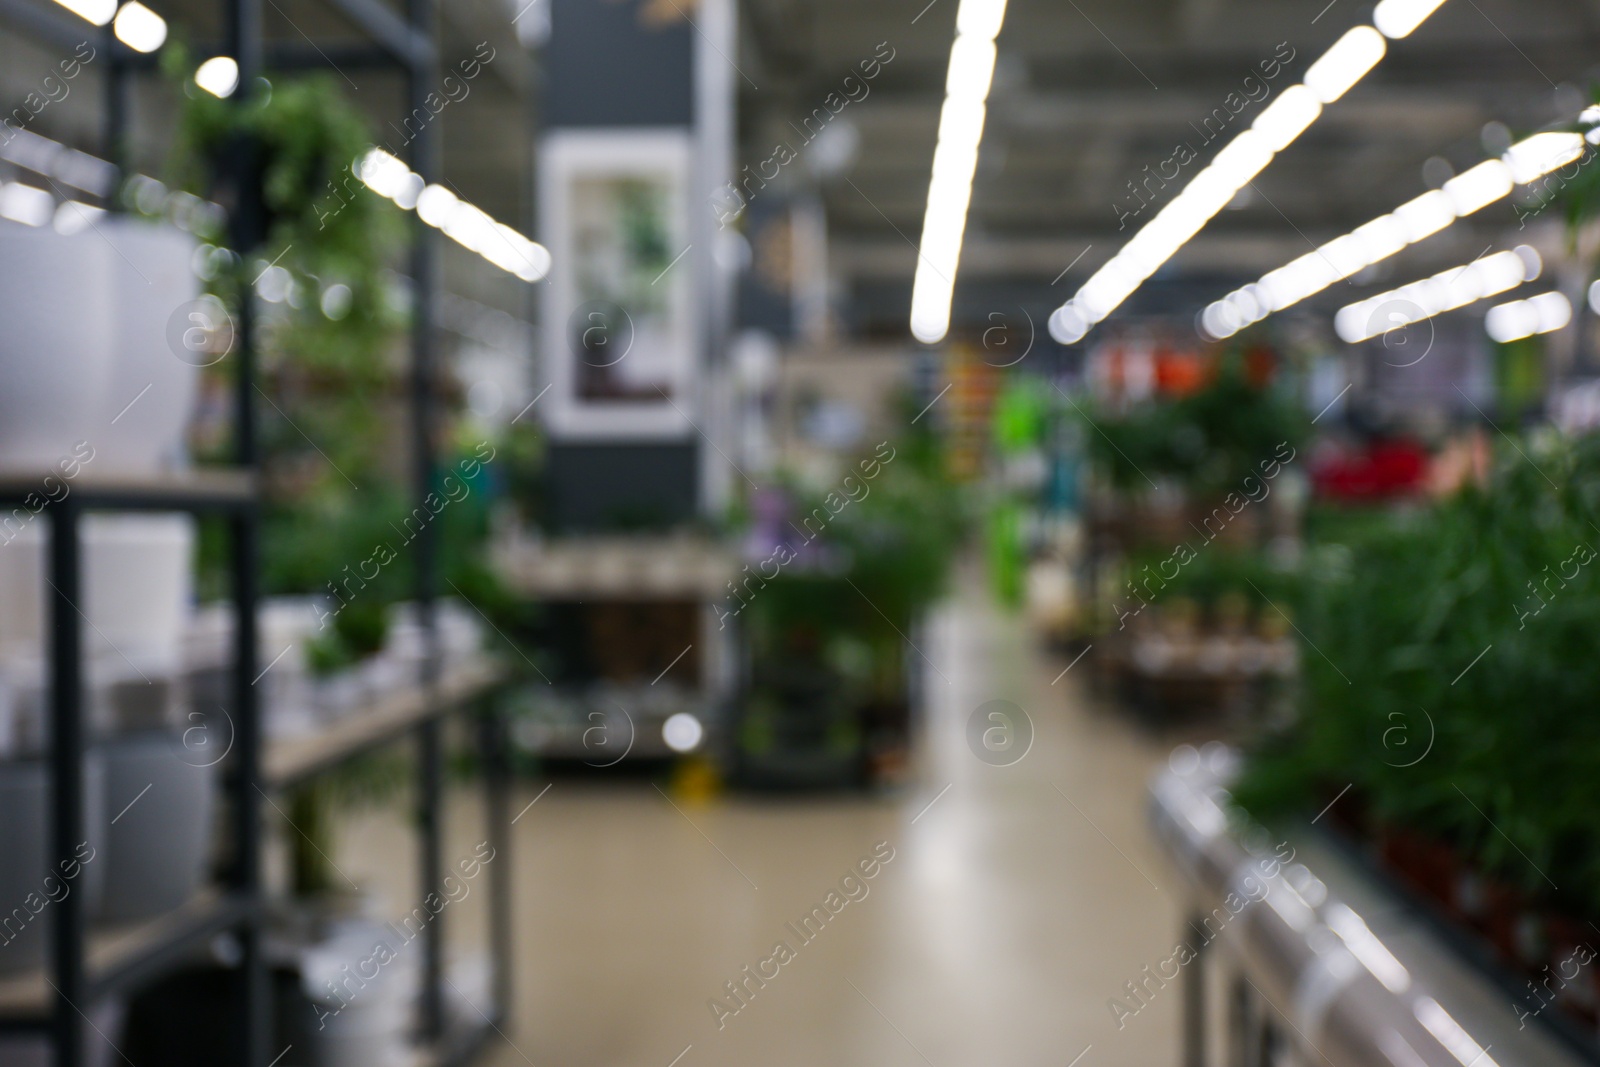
[1234,432,1600,937]
[735,414,967,788]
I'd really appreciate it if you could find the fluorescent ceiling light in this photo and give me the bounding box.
[946,36,997,99]
[1050,8,1436,345]
[1393,189,1454,242]
[1486,291,1571,343]
[1442,159,1513,215]
[938,99,988,150]
[1303,27,1386,104]
[1333,247,1539,343]
[50,0,115,25]
[1252,86,1323,151]
[415,183,459,228]
[1049,304,1090,345]
[1352,215,1409,262]
[1210,129,1275,187]
[908,0,1011,344]
[113,2,168,53]
[359,149,552,283]
[1202,109,1591,340]
[1373,0,1449,38]
[195,56,240,98]
[1503,131,1586,184]
[956,0,1008,41]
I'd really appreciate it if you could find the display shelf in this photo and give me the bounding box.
[1148,749,1594,1067]
[492,533,738,599]
[0,0,513,1060]
[0,891,253,1029]
[265,658,509,788]
[0,468,257,511]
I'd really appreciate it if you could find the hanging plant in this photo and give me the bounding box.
[158,45,405,386]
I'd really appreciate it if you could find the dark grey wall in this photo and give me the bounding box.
[546,443,700,531]
[546,0,695,128]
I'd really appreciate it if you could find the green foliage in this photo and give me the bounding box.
[1122,545,1297,610]
[1543,94,1600,239]
[285,751,410,897]
[261,489,411,601]
[745,431,968,706]
[162,47,404,380]
[166,47,416,616]
[1080,351,1307,494]
[993,376,1050,455]
[1234,433,1600,916]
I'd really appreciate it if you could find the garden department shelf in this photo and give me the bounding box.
[0,891,252,1028]
[265,657,508,788]
[1148,749,1592,1067]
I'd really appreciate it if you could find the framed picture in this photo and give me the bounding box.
[539,129,697,440]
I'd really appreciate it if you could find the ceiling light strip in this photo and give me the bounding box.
[908,0,1009,344]
[1485,290,1570,343]
[0,131,549,285]
[1048,0,1450,346]
[1332,245,1541,342]
[359,148,551,283]
[1202,123,1590,340]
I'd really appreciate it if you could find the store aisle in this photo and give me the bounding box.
[484,575,1183,1067]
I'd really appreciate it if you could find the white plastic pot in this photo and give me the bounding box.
[185,599,319,740]
[0,515,195,669]
[301,922,413,1067]
[0,222,116,470]
[98,219,201,474]
[96,733,215,923]
[0,755,106,975]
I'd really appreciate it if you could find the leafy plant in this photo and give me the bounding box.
[163,43,408,531]
[743,411,969,718]
[1121,545,1297,612]
[1080,348,1307,494]
[161,47,404,378]
[1234,433,1600,917]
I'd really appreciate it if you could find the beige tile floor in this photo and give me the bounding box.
[345,575,1187,1067]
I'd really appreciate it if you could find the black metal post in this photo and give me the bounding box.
[48,499,84,1067]
[1184,913,1207,1067]
[228,0,264,91]
[227,0,264,468]
[418,715,444,1040]
[230,507,266,1067]
[406,0,445,1041]
[103,38,129,205]
[482,699,512,1023]
[225,4,266,1065]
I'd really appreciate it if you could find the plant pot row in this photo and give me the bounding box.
[1327,792,1600,1035]
[0,733,215,975]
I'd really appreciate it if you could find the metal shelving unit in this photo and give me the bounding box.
[0,1,518,1065]
[1148,750,1597,1067]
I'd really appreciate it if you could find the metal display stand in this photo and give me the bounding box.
[0,2,516,1065]
[1148,750,1596,1067]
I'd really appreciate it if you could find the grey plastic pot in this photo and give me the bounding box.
[0,755,106,975]
[97,732,216,923]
